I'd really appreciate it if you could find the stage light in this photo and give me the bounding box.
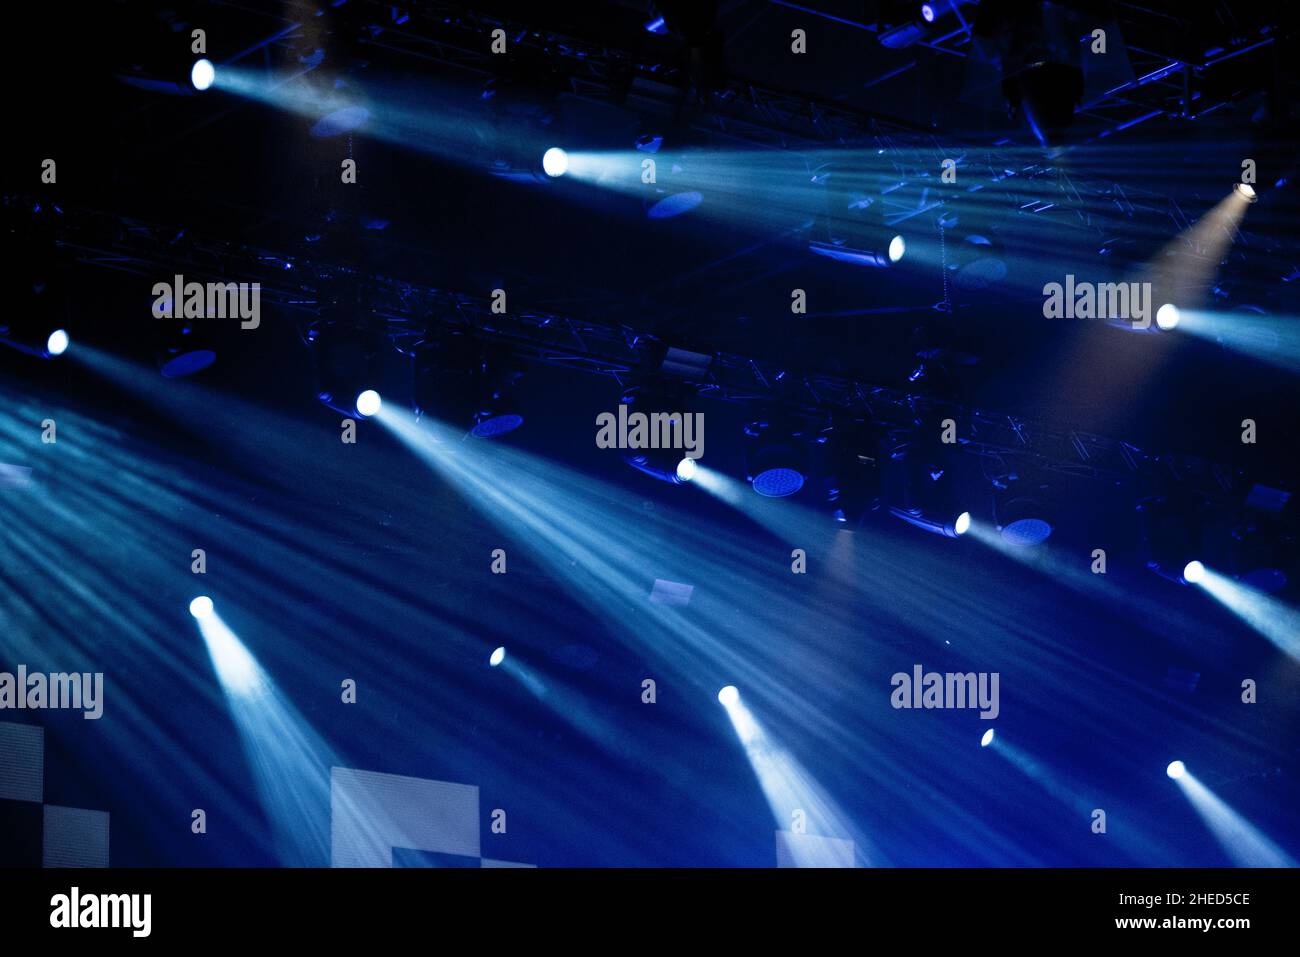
[1182,560,1206,584]
[675,457,698,482]
[1167,760,1186,780]
[753,468,804,497]
[45,329,69,357]
[1156,303,1181,330]
[745,420,809,497]
[921,3,936,22]
[1234,182,1258,203]
[888,235,906,263]
[471,413,524,438]
[954,511,971,536]
[542,147,568,178]
[994,482,1054,546]
[355,389,382,418]
[191,59,215,92]
[645,15,668,35]
[489,646,506,667]
[981,728,995,747]
[189,596,215,620]
[718,685,739,706]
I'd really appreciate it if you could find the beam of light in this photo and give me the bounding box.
[1191,565,1300,662]
[1172,768,1297,867]
[718,687,877,866]
[193,605,400,866]
[1141,187,1253,315]
[988,734,1098,817]
[1167,307,1300,373]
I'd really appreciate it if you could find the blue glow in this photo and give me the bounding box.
[471,413,524,438]
[752,468,804,498]
[45,329,69,357]
[1001,518,1052,546]
[647,191,703,219]
[191,59,215,92]
[542,147,569,178]
[645,15,667,34]
[161,349,216,378]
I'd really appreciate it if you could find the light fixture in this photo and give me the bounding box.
[191,58,215,92]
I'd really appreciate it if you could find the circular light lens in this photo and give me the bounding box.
[718,685,739,706]
[191,58,216,91]
[189,596,214,620]
[489,646,506,667]
[1001,518,1052,546]
[954,511,971,536]
[355,390,382,418]
[471,413,524,438]
[1182,560,1205,584]
[542,147,569,178]
[981,728,995,747]
[45,329,69,357]
[1167,760,1186,779]
[921,4,936,23]
[1156,303,1181,330]
[888,234,906,263]
[676,457,698,482]
[752,468,804,498]
[1234,182,1257,202]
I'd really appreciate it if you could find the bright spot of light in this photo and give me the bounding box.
[954,511,971,536]
[1183,560,1206,584]
[889,235,906,263]
[45,329,69,357]
[1156,303,1181,330]
[1167,760,1186,780]
[542,147,569,178]
[676,457,698,482]
[355,389,382,418]
[921,4,937,23]
[489,646,506,667]
[189,596,214,620]
[718,685,739,706]
[1234,182,1257,203]
[981,728,995,747]
[191,59,216,91]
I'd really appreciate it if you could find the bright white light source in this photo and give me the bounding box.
[921,4,937,23]
[489,646,506,667]
[1183,560,1206,584]
[355,389,382,417]
[981,728,995,747]
[888,234,906,263]
[1156,303,1181,330]
[954,511,971,536]
[189,596,215,620]
[542,147,569,178]
[718,685,739,706]
[191,59,215,91]
[1167,760,1186,780]
[676,457,697,482]
[1234,182,1257,203]
[45,329,69,356]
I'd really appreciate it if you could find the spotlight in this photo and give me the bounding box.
[44,329,69,357]
[355,389,382,418]
[1182,560,1206,584]
[888,235,906,263]
[745,420,808,498]
[995,481,1054,546]
[1234,182,1258,204]
[718,685,739,706]
[542,147,568,178]
[675,457,698,482]
[191,58,215,92]
[189,596,215,620]
[981,728,995,747]
[307,306,382,418]
[489,646,506,667]
[954,511,971,536]
[1167,760,1186,780]
[1156,303,1181,330]
[413,336,525,438]
[921,3,937,22]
